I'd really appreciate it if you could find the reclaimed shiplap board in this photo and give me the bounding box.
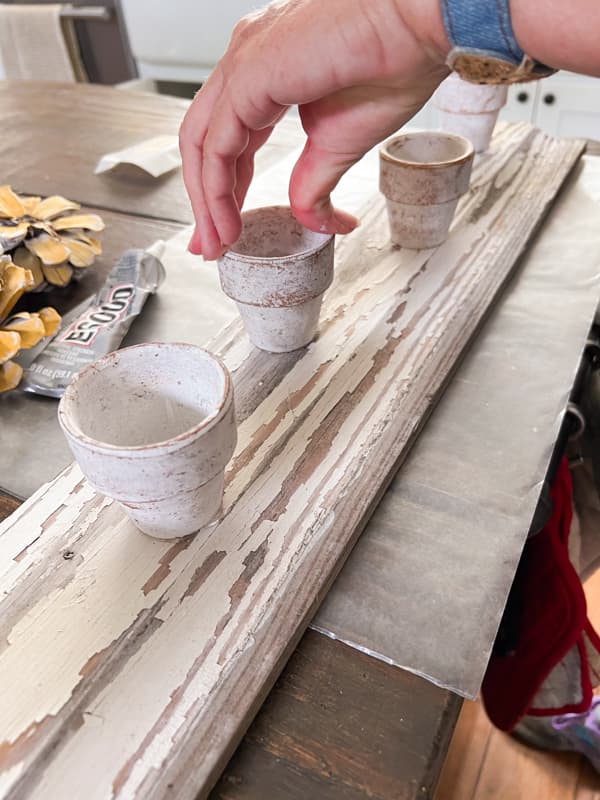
[0,124,584,800]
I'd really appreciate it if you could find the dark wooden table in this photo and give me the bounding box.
[0,82,461,799]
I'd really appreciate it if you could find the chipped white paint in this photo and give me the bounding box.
[0,124,584,800]
[0,763,24,796]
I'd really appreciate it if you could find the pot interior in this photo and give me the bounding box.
[230,206,330,259]
[62,344,227,448]
[385,133,471,165]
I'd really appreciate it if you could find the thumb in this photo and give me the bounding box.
[288,138,360,235]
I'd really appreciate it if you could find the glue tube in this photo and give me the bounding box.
[21,249,165,398]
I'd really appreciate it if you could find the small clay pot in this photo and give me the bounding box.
[432,73,508,153]
[218,206,334,353]
[58,342,237,540]
[379,131,474,249]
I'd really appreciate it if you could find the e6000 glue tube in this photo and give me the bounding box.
[21,249,165,398]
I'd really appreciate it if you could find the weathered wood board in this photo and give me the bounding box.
[0,124,584,799]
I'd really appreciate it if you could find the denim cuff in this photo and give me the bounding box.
[440,0,525,65]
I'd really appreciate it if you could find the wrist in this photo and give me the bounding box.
[438,0,555,83]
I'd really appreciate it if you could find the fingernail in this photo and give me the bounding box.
[202,244,227,262]
[188,227,202,254]
[334,210,360,234]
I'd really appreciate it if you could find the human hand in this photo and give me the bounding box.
[179,0,450,259]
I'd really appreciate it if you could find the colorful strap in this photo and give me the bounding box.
[440,0,525,65]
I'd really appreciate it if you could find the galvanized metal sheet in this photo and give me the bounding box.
[312,156,600,697]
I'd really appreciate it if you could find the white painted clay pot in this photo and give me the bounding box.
[58,342,237,539]
[379,131,474,249]
[432,73,508,153]
[218,206,334,353]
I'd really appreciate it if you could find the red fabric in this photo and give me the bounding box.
[482,458,599,731]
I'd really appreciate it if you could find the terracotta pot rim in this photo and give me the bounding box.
[380,132,474,169]
[222,205,334,265]
[58,342,233,457]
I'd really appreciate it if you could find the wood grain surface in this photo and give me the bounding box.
[211,630,461,800]
[0,82,301,226]
[0,124,584,800]
[0,83,461,800]
[0,82,190,221]
[0,496,460,800]
[0,494,19,521]
[586,140,600,156]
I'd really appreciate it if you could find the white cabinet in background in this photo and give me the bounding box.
[533,74,600,140]
[499,73,600,140]
[501,73,600,139]
[502,84,537,125]
[119,0,271,83]
[407,72,600,141]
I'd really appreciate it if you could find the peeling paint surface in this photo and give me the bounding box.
[0,123,585,800]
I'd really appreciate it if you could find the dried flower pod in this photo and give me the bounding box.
[0,255,62,391]
[0,256,35,319]
[0,360,22,392]
[2,312,46,349]
[52,214,105,232]
[25,234,71,266]
[58,237,97,268]
[32,195,81,220]
[37,307,61,337]
[0,330,20,363]
[0,187,104,289]
[39,263,74,288]
[0,186,26,218]
[12,245,45,290]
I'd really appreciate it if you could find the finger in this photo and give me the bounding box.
[202,106,250,247]
[233,107,287,210]
[179,74,227,257]
[202,100,284,248]
[180,139,224,257]
[288,138,360,235]
[234,126,275,210]
[188,226,203,254]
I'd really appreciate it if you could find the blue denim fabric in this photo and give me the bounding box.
[441,0,525,63]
